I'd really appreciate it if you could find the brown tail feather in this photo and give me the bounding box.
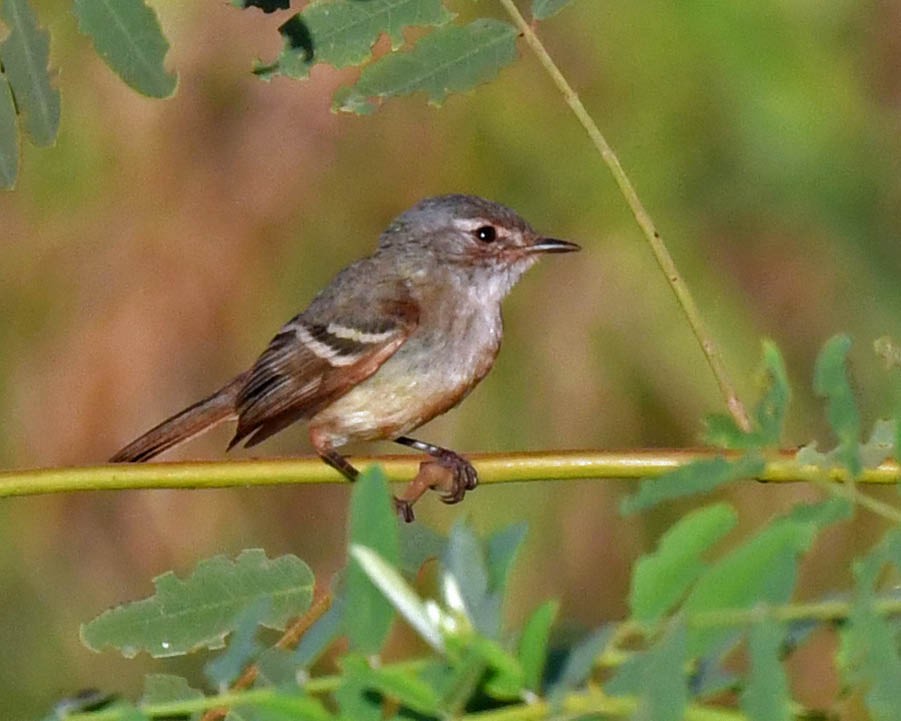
[110,372,250,463]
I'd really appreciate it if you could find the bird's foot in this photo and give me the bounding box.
[428,449,478,505]
[391,453,478,522]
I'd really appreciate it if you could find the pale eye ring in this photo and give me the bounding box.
[474,225,497,243]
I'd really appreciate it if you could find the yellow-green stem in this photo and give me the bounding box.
[498,0,751,432]
[3,450,899,498]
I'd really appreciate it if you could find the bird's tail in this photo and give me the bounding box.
[110,372,250,463]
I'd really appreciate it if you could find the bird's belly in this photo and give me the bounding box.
[309,319,500,447]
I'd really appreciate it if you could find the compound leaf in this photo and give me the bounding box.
[0,0,59,146]
[684,513,819,655]
[257,0,452,80]
[839,530,901,721]
[621,454,764,515]
[81,549,313,658]
[334,19,518,114]
[0,74,17,188]
[73,0,176,98]
[630,503,737,622]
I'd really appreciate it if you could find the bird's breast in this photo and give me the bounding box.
[309,294,503,447]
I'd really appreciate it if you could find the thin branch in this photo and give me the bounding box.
[2,450,899,500]
[498,0,751,432]
[200,591,334,721]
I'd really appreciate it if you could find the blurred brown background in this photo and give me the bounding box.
[2,1,901,717]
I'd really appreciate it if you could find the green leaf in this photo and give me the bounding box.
[255,647,300,687]
[621,454,764,515]
[860,419,896,467]
[754,340,791,444]
[630,503,738,622]
[606,621,688,721]
[205,599,270,687]
[73,0,176,98]
[231,692,334,721]
[342,654,441,716]
[705,340,789,449]
[793,441,827,467]
[702,414,747,449]
[466,634,524,700]
[814,334,861,476]
[0,74,18,188]
[140,674,203,706]
[800,420,898,474]
[346,465,399,653]
[741,620,791,721]
[350,545,444,652]
[518,600,559,693]
[80,549,313,658]
[334,19,518,114]
[486,522,527,594]
[684,513,819,655]
[839,530,901,721]
[335,665,383,721]
[399,522,446,575]
[783,497,852,528]
[257,0,453,80]
[0,0,59,145]
[292,596,344,669]
[444,519,497,637]
[427,648,485,715]
[547,624,613,707]
[532,0,575,21]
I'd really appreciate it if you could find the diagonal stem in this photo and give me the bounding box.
[498,0,751,432]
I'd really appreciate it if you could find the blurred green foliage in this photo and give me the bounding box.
[2,1,901,716]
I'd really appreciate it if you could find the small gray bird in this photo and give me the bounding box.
[111,195,580,520]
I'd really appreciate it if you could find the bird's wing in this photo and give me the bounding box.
[230,279,419,449]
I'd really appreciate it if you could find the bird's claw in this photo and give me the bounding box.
[433,450,478,505]
[392,451,478,522]
[393,496,415,523]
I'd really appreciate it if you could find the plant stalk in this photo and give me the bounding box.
[498,0,751,432]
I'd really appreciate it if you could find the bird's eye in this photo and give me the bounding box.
[475,225,497,243]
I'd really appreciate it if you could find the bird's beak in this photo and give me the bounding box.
[528,237,581,254]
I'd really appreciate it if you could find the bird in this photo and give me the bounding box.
[110,194,580,520]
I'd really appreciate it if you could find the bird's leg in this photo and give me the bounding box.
[393,436,478,505]
[316,446,415,523]
[317,447,359,480]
